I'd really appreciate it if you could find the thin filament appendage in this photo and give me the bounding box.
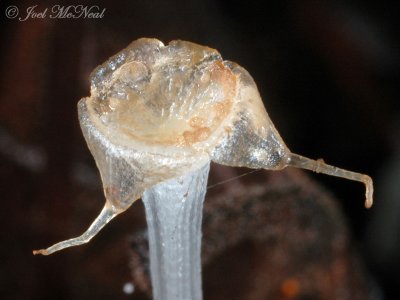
[288,153,374,208]
[33,204,119,255]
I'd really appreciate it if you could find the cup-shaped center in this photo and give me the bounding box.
[91,41,236,148]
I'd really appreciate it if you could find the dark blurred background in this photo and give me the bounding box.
[0,0,399,299]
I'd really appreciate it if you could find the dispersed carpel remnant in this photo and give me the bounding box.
[33,38,374,258]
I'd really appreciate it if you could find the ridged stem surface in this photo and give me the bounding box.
[142,162,210,300]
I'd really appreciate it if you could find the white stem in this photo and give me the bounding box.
[142,161,210,300]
